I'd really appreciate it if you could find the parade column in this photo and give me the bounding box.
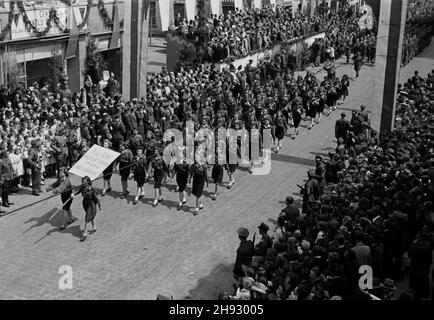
[122,0,151,101]
[371,0,407,134]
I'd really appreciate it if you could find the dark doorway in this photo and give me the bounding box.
[26,58,51,88]
[101,48,121,83]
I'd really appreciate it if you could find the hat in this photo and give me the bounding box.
[251,282,267,294]
[237,227,249,238]
[258,223,269,232]
[382,278,396,291]
[285,196,294,204]
[301,240,310,251]
[241,277,255,290]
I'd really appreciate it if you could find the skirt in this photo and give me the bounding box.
[119,161,131,180]
[153,168,164,189]
[192,175,205,197]
[341,87,349,97]
[292,112,302,128]
[318,99,325,113]
[83,201,97,222]
[134,166,146,187]
[103,163,113,180]
[176,172,189,192]
[212,165,224,183]
[61,192,72,211]
[308,104,317,118]
[227,163,237,174]
[275,125,285,140]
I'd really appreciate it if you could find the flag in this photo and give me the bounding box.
[371,0,407,133]
[66,5,79,59]
[159,0,170,31]
[122,0,151,101]
[186,0,197,21]
[210,0,220,15]
[109,0,120,49]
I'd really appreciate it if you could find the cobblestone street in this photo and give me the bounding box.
[0,39,433,300]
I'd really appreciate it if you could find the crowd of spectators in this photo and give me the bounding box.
[170,5,361,63]
[225,70,434,300]
[402,25,433,66]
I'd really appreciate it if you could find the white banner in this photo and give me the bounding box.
[186,0,197,21]
[10,1,87,40]
[253,0,262,9]
[210,0,221,15]
[234,0,244,10]
[69,145,120,181]
[159,0,170,31]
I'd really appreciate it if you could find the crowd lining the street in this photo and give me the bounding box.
[226,70,434,300]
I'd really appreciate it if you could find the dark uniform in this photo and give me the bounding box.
[233,228,255,279]
[255,223,273,257]
[27,143,43,196]
[302,170,321,213]
[51,134,69,174]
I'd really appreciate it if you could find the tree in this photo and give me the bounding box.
[84,34,107,82]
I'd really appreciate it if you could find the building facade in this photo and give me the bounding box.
[0,0,361,93]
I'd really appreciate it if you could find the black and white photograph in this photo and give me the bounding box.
[0,0,433,310]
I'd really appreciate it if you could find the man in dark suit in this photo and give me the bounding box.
[233,227,254,279]
[281,196,300,224]
[255,223,273,257]
[27,140,43,196]
[110,114,126,151]
[335,112,351,142]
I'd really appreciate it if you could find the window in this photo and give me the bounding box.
[174,3,186,22]
[150,1,157,28]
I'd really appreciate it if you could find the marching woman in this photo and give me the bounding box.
[226,138,238,190]
[118,142,134,199]
[317,85,328,117]
[101,139,114,196]
[340,74,350,105]
[174,154,190,210]
[312,90,322,125]
[211,136,225,200]
[306,92,317,130]
[291,98,302,139]
[132,148,147,205]
[150,148,168,207]
[326,79,338,112]
[47,168,74,230]
[74,176,101,242]
[335,76,343,106]
[190,161,209,215]
[273,110,287,153]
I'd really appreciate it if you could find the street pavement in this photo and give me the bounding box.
[0,38,433,300]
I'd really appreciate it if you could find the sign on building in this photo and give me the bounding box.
[10,1,88,40]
